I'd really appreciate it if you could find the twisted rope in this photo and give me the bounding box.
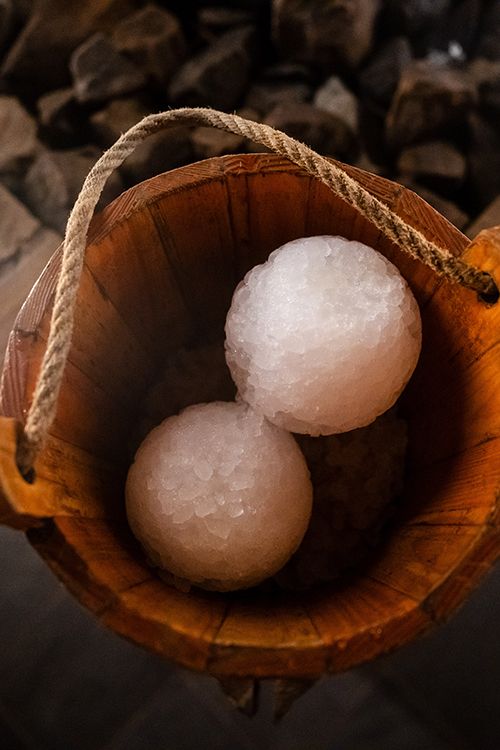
[17,107,497,474]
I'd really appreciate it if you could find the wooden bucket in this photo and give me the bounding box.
[0,153,499,680]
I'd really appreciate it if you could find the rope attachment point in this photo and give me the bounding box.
[15,107,497,474]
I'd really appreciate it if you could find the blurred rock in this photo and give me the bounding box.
[125,130,194,183]
[9,0,30,20]
[218,0,269,6]
[359,37,412,107]
[90,98,150,147]
[272,0,381,71]
[468,113,500,208]
[90,97,192,183]
[191,127,246,160]
[476,0,500,60]
[246,78,310,115]
[38,87,74,128]
[199,6,257,28]
[397,141,466,192]
[198,6,259,41]
[0,0,496,315]
[247,63,315,114]
[112,4,186,85]
[168,26,257,110]
[0,183,40,265]
[426,0,481,60]
[386,61,477,150]
[24,147,124,233]
[355,152,386,176]
[467,195,500,238]
[357,99,388,165]
[0,96,39,175]
[122,130,194,184]
[264,62,315,83]
[314,76,358,132]
[263,102,358,161]
[383,0,451,36]
[0,0,15,58]
[402,180,469,230]
[37,87,85,147]
[469,58,500,116]
[70,33,147,104]
[1,0,135,94]
[191,107,259,159]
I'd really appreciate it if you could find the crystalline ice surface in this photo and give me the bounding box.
[225,235,422,435]
[125,401,313,591]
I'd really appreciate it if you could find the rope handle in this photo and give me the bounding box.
[16,107,497,474]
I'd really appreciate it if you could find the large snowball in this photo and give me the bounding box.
[126,401,313,591]
[225,235,422,435]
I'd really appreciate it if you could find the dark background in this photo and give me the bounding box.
[1,527,499,750]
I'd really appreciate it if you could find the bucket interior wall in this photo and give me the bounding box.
[1,155,498,677]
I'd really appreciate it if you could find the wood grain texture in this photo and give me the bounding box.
[0,417,125,529]
[0,154,498,678]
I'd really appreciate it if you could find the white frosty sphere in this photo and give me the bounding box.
[125,401,313,591]
[225,235,422,435]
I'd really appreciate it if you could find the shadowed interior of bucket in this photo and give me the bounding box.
[2,155,498,678]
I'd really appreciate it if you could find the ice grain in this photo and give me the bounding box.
[225,236,422,434]
[125,402,313,591]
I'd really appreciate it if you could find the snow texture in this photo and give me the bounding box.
[126,401,313,591]
[225,235,422,435]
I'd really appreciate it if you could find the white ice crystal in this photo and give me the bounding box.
[225,235,422,434]
[125,401,313,591]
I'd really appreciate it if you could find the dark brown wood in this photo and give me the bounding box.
[0,154,498,679]
[217,677,259,716]
[273,679,316,721]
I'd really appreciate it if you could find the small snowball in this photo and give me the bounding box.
[225,236,422,435]
[126,401,313,591]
